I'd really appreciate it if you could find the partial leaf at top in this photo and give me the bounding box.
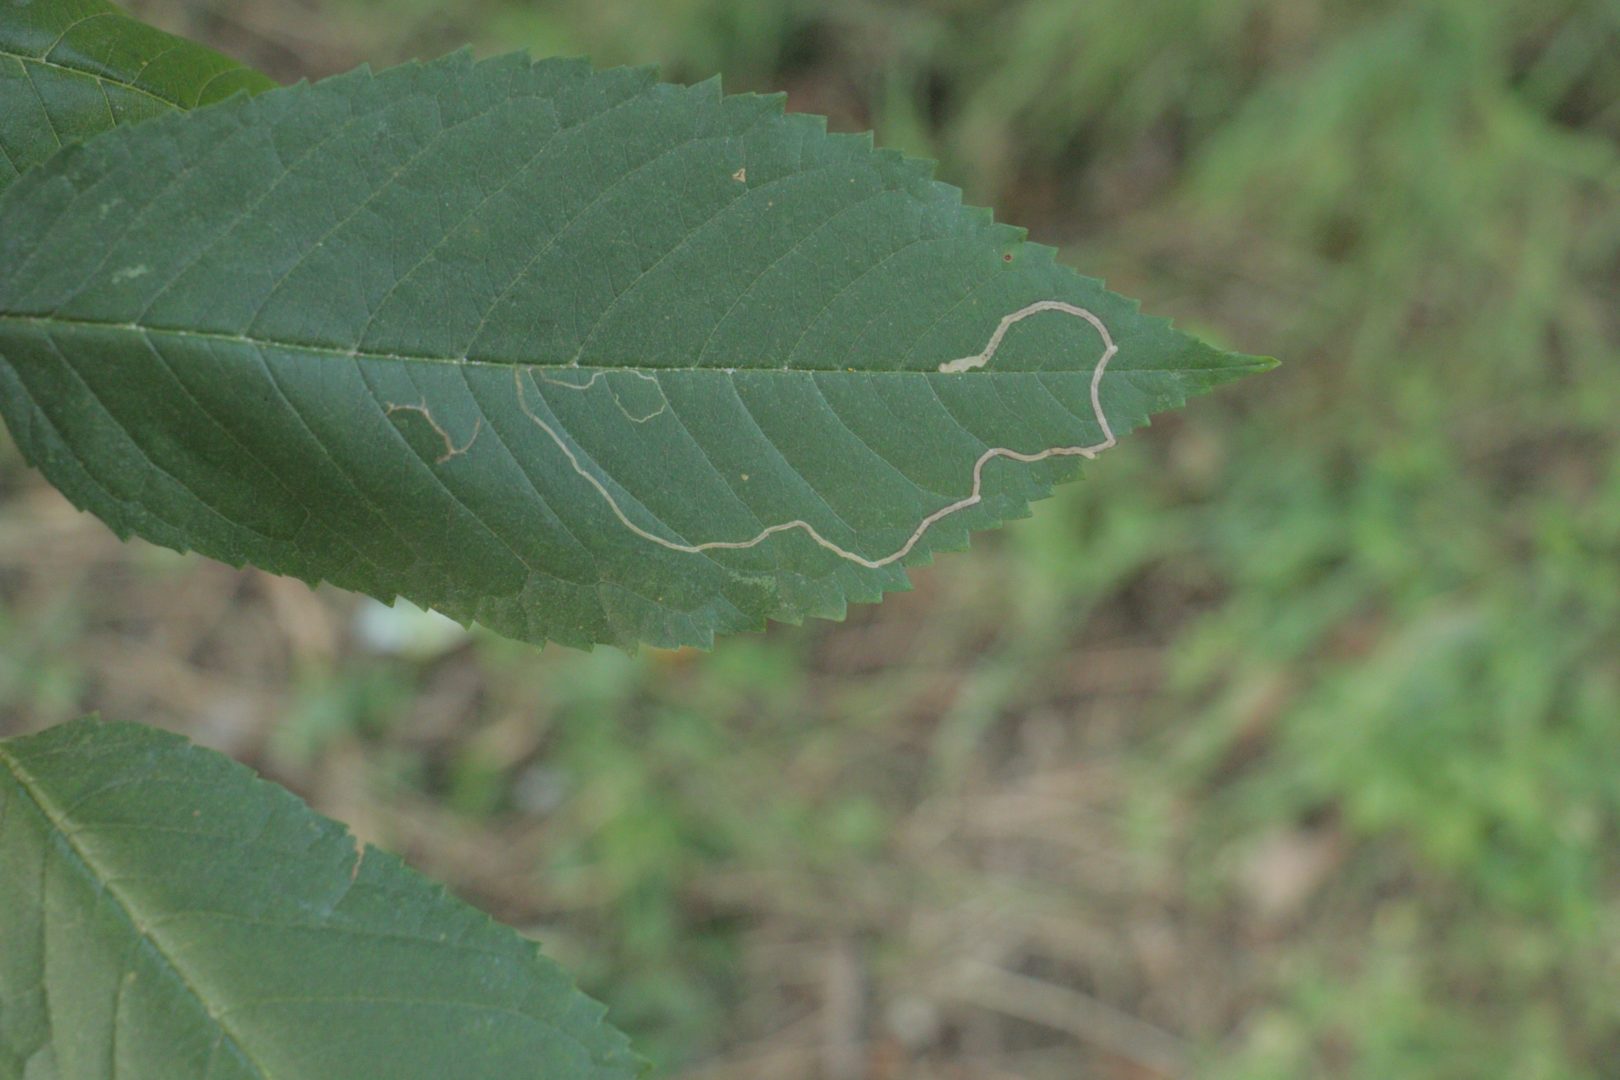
[0,0,274,194]
[0,51,1273,650]
[0,717,646,1079]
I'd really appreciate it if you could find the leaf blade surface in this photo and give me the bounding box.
[0,718,645,1080]
[0,51,1271,648]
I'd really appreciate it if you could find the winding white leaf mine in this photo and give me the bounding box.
[515,301,1118,569]
[0,49,1270,649]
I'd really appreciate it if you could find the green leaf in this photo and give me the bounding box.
[0,0,274,194]
[0,718,646,1079]
[0,51,1272,650]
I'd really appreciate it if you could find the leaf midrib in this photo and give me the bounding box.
[0,313,1243,377]
[0,312,934,372]
[0,743,270,1079]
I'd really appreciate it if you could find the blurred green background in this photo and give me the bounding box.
[3,0,1619,1076]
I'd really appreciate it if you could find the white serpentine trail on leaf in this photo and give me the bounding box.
[513,300,1118,569]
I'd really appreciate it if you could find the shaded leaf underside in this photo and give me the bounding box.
[0,0,273,193]
[0,718,644,1079]
[0,50,1270,649]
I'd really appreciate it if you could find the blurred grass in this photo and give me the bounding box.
[3,0,1619,1076]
